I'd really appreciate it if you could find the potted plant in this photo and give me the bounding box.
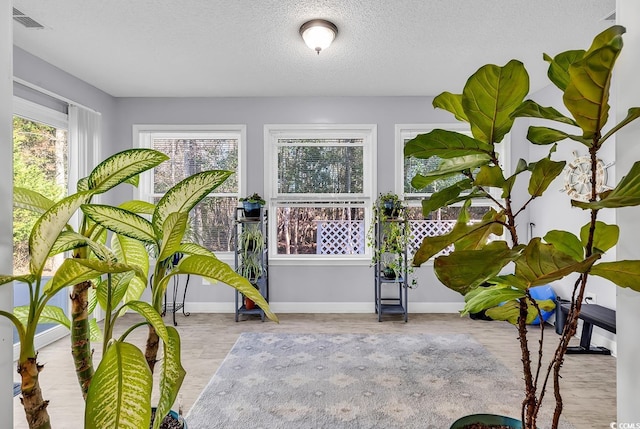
[379,192,402,217]
[240,223,265,253]
[239,193,265,218]
[405,25,640,429]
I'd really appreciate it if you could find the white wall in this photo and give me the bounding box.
[616,0,640,421]
[1,2,14,428]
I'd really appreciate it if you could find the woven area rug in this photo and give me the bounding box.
[187,333,572,429]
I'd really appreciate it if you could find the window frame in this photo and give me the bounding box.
[264,124,377,264]
[134,124,246,260]
[13,96,71,360]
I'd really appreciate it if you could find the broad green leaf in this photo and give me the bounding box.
[572,161,640,209]
[153,170,233,236]
[474,165,505,188]
[511,100,578,126]
[590,261,640,291]
[485,298,555,325]
[12,306,30,327]
[29,191,92,277]
[111,234,150,303]
[13,187,56,214]
[463,285,526,315]
[124,301,169,344]
[0,310,26,345]
[77,177,90,192]
[85,341,152,429]
[528,157,566,197]
[432,91,468,122]
[88,149,168,193]
[421,179,472,215]
[177,243,218,258]
[433,241,522,295]
[404,130,492,159]
[544,230,584,261]
[153,327,186,429]
[49,231,88,256]
[514,238,600,287]
[118,199,156,215]
[38,305,71,329]
[526,126,590,146]
[45,258,137,296]
[88,285,98,314]
[563,26,625,138]
[89,317,103,343]
[462,60,529,144]
[124,175,139,187]
[157,212,188,262]
[600,107,640,145]
[96,271,136,310]
[82,205,156,244]
[413,209,505,265]
[410,154,492,190]
[543,50,585,91]
[0,274,36,287]
[501,159,529,198]
[580,221,619,254]
[173,255,278,323]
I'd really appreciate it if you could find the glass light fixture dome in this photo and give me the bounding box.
[299,19,338,55]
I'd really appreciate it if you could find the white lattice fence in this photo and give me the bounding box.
[409,220,457,255]
[316,220,365,254]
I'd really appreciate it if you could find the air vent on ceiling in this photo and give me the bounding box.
[13,7,45,29]
[603,10,616,22]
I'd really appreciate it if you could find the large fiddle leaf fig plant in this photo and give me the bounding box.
[405,25,640,429]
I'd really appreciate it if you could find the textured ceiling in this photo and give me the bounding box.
[13,0,616,97]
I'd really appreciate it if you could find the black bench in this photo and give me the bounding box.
[555,298,616,355]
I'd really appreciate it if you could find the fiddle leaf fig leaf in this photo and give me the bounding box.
[590,261,640,292]
[485,298,555,325]
[528,157,566,197]
[462,60,529,144]
[421,179,473,215]
[580,221,619,254]
[544,230,584,261]
[475,165,505,188]
[572,161,640,209]
[404,130,492,159]
[463,286,526,316]
[526,126,591,146]
[563,26,625,138]
[433,241,523,295]
[410,154,490,190]
[600,107,640,145]
[433,92,468,122]
[511,99,577,126]
[514,238,600,287]
[543,50,586,91]
[413,209,505,265]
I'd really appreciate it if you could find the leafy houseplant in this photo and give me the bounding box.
[405,26,640,429]
[367,194,417,288]
[239,193,265,218]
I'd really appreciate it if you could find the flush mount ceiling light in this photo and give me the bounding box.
[299,19,338,55]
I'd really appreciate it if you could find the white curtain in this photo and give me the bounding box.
[69,105,101,193]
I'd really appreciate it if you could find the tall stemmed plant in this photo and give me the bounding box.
[405,25,640,428]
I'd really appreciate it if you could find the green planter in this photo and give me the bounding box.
[450,414,522,429]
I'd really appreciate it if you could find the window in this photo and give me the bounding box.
[13,97,71,353]
[136,125,245,254]
[265,125,376,260]
[396,124,507,256]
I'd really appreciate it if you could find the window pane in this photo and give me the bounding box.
[154,196,237,252]
[152,138,238,193]
[277,141,363,194]
[404,152,465,195]
[13,116,68,274]
[276,206,365,255]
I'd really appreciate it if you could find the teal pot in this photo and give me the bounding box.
[242,201,262,218]
[152,408,187,429]
[450,413,522,429]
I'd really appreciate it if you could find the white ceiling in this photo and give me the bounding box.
[13,0,616,98]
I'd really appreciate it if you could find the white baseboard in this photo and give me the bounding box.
[184,301,464,314]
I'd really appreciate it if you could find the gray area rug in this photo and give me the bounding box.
[187,333,572,429]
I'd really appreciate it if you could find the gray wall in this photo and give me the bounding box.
[616,0,640,421]
[1,2,14,428]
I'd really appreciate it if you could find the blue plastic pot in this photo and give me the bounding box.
[450,413,522,428]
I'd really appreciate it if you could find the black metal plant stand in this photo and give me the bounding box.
[162,273,191,326]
